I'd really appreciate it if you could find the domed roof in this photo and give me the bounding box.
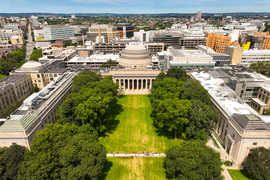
[21,61,44,71]
[119,44,152,67]
[121,44,150,55]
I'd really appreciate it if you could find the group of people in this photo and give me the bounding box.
[110,151,163,157]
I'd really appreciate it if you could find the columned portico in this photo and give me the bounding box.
[113,77,156,94]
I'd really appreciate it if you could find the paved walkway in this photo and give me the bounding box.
[107,153,166,157]
[207,133,234,180]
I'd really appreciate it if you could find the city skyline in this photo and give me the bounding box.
[1,0,270,14]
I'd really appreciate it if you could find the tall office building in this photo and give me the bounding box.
[114,24,135,38]
[31,16,39,28]
[87,24,119,43]
[43,25,74,40]
[196,12,202,21]
[0,18,7,27]
[206,33,232,53]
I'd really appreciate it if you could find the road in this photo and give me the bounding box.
[25,23,34,61]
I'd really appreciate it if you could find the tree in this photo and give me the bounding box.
[18,123,106,180]
[180,80,211,105]
[0,74,6,80]
[151,78,184,109]
[2,144,27,180]
[29,49,43,61]
[18,124,78,180]
[0,62,13,75]
[186,100,220,140]
[62,42,78,48]
[58,75,118,130]
[71,71,102,93]
[166,68,189,82]
[100,60,118,68]
[32,84,40,93]
[59,133,106,179]
[242,147,270,180]
[165,141,223,180]
[154,98,192,139]
[0,147,6,179]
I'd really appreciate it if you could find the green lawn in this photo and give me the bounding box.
[101,157,167,180]
[99,95,182,153]
[228,170,251,180]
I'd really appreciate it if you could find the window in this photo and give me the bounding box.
[37,74,40,78]
[39,84,42,87]
[253,142,257,146]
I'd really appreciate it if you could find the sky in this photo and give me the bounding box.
[1,0,270,14]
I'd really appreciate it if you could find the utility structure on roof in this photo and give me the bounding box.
[0,72,77,149]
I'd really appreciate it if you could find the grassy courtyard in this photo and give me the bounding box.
[99,95,182,153]
[101,157,167,180]
[228,170,251,180]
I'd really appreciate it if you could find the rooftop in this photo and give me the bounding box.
[232,114,270,130]
[191,72,259,117]
[0,72,76,132]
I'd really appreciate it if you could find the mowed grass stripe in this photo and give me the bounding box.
[101,157,167,180]
[99,95,182,153]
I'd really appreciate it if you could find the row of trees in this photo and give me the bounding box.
[250,61,270,77]
[0,144,27,180]
[3,71,119,179]
[29,49,42,61]
[18,124,106,179]
[151,68,220,140]
[57,71,119,134]
[0,47,26,76]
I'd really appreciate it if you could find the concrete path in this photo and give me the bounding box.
[207,133,234,180]
[107,153,166,157]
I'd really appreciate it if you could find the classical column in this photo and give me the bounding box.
[132,79,134,91]
[137,79,139,91]
[150,79,152,89]
[119,79,121,89]
[123,79,126,90]
[128,79,130,91]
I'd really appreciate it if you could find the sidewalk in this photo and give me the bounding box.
[207,133,233,180]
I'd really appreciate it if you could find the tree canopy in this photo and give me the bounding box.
[151,78,183,109]
[57,71,118,134]
[154,98,192,139]
[29,49,43,61]
[180,80,211,105]
[250,61,270,77]
[101,60,118,68]
[18,123,107,180]
[242,147,270,180]
[151,72,220,140]
[165,141,223,180]
[186,100,220,140]
[0,144,27,180]
[71,70,102,93]
[165,68,190,82]
[0,47,26,75]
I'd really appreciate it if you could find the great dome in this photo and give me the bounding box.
[21,61,44,71]
[119,44,152,67]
